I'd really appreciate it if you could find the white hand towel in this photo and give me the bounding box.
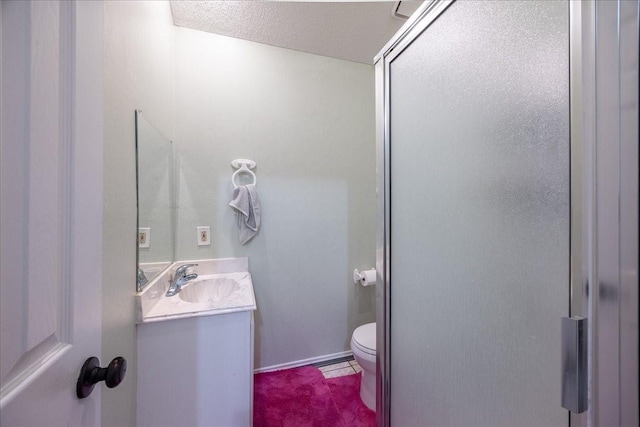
[229,184,261,245]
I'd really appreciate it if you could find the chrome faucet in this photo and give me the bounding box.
[166,264,198,297]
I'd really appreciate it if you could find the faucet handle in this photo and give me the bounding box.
[136,268,148,292]
[175,263,198,276]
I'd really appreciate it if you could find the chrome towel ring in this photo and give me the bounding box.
[231,159,257,188]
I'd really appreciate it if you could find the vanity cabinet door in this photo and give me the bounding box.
[137,311,254,427]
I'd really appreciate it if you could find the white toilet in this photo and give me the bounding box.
[351,322,376,411]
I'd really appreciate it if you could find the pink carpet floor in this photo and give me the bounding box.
[325,373,376,427]
[254,366,375,427]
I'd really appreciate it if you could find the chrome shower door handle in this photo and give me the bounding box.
[561,316,587,413]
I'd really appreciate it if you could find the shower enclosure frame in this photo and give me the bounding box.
[373,1,638,426]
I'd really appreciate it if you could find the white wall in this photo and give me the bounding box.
[173,28,377,368]
[103,2,173,426]
[103,6,377,422]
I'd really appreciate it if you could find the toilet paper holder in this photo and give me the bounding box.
[353,268,376,286]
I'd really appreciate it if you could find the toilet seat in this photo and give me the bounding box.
[352,323,376,355]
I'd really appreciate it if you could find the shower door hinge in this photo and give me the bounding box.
[561,316,588,413]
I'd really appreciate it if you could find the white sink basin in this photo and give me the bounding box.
[179,275,242,304]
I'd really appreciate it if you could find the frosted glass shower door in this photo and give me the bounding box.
[387,1,569,426]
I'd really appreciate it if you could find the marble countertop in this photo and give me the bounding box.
[136,257,256,324]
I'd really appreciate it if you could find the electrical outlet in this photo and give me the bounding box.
[197,226,211,246]
[139,228,150,248]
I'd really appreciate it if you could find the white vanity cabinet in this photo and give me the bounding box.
[137,310,254,427]
[136,258,256,427]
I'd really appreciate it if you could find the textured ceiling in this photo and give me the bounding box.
[170,1,423,64]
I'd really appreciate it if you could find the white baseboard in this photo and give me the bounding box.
[254,350,353,373]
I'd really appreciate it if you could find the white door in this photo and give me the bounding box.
[1,1,104,425]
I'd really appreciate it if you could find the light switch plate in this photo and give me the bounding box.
[197,226,211,246]
[139,228,150,248]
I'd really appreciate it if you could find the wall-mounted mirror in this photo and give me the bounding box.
[135,110,174,290]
